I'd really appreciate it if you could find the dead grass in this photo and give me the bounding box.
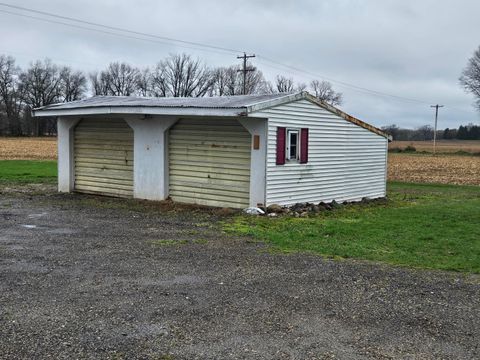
[390,140,480,154]
[0,137,57,160]
[388,153,480,185]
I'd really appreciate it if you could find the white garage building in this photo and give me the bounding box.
[33,92,390,209]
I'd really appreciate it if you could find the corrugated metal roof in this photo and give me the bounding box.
[36,93,295,111]
[33,91,390,139]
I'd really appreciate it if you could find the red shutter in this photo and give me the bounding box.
[300,128,309,164]
[276,127,286,165]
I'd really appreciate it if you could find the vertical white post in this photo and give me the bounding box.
[126,116,177,200]
[239,117,267,206]
[57,117,80,192]
[384,137,389,197]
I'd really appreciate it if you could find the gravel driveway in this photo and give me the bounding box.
[1,185,479,359]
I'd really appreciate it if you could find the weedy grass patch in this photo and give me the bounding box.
[224,182,480,273]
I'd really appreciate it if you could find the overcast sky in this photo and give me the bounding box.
[1,0,479,128]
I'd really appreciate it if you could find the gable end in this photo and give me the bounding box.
[303,93,391,140]
[246,91,391,140]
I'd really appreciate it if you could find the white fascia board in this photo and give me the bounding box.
[33,106,246,118]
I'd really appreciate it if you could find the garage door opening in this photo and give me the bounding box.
[74,118,134,197]
[169,119,251,208]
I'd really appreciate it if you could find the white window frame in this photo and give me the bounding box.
[286,128,300,162]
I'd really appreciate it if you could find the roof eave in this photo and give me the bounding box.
[32,106,247,118]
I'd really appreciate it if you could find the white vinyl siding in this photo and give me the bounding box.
[252,99,388,206]
[168,119,251,208]
[74,118,134,197]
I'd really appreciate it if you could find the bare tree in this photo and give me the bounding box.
[274,75,308,93]
[310,80,343,105]
[90,71,109,96]
[90,62,141,96]
[211,66,237,96]
[108,62,140,96]
[59,67,87,102]
[416,125,434,141]
[460,45,480,111]
[19,59,62,108]
[19,59,63,135]
[150,63,168,97]
[381,124,401,140]
[157,54,214,97]
[243,65,272,95]
[211,64,271,96]
[275,75,296,93]
[136,68,152,97]
[0,55,23,135]
[297,82,308,92]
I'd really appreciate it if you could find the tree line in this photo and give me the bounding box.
[0,53,343,136]
[382,123,480,141]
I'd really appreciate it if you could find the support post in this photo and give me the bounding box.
[57,117,80,192]
[239,118,267,207]
[126,116,177,200]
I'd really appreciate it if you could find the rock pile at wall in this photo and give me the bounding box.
[261,197,388,217]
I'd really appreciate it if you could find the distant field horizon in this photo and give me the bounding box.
[1,136,479,186]
[389,139,480,154]
[2,137,480,160]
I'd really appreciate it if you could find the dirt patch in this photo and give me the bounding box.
[0,137,57,160]
[0,182,57,195]
[388,153,480,185]
[0,188,479,359]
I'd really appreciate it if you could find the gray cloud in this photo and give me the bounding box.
[0,0,479,128]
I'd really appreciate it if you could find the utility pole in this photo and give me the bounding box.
[237,53,256,95]
[430,104,444,155]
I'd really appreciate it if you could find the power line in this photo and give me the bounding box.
[0,2,241,54]
[0,2,441,105]
[0,9,237,58]
[256,56,477,114]
[257,55,430,105]
[0,2,476,115]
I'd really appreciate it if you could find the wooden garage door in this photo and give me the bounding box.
[74,118,134,197]
[169,119,251,208]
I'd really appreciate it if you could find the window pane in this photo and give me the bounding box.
[290,145,296,158]
[289,132,298,159]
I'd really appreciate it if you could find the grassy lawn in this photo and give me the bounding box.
[2,159,479,273]
[224,182,480,273]
[0,160,57,183]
